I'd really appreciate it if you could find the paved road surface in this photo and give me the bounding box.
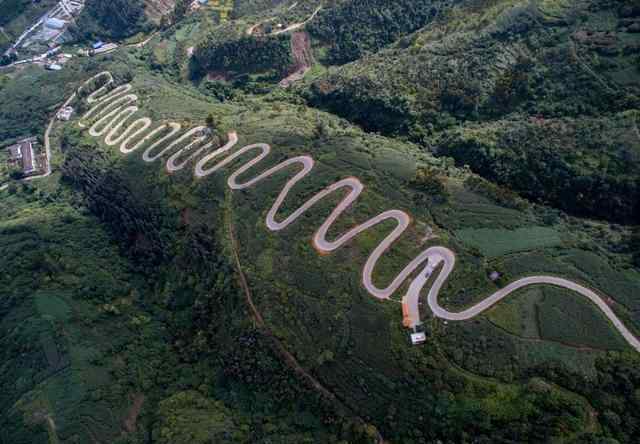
[60,71,640,353]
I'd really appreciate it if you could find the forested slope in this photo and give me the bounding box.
[73,0,151,40]
[304,0,640,224]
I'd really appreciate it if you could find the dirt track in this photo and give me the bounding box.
[279,31,313,88]
[246,6,321,36]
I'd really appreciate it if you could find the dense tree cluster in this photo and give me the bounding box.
[464,176,528,210]
[439,126,640,224]
[409,166,449,205]
[306,76,413,135]
[191,34,292,78]
[171,0,190,24]
[530,354,640,443]
[61,136,171,267]
[308,0,457,64]
[73,0,149,40]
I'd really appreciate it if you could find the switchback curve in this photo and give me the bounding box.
[69,71,640,353]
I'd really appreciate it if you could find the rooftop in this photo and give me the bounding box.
[8,144,22,160]
[8,137,39,175]
[410,332,426,345]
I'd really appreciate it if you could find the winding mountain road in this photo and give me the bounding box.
[65,71,640,353]
[246,6,321,36]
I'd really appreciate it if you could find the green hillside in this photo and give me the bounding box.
[304,0,640,224]
[1,0,640,443]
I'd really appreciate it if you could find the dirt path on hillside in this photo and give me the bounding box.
[246,5,321,36]
[273,6,321,35]
[226,202,385,443]
[123,393,145,433]
[279,31,313,87]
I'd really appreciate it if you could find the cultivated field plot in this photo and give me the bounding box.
[488,286,628,351]
[455,226,562,258]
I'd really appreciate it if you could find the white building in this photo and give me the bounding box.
[45,18,67,30]
[410,332,426,345]
[57,106,74,121]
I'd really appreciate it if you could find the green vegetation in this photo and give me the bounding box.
[157,391,251,443]
[0,0,56,52]
[488,286,628,351]
[537,287,627,350]
[0,148,10,185]
[1,0,640,442]
[308,0,454,64]
[191,34,292,78]
[304,0,640,224]
[74,0,151,40]
[439,117,640,224]
[487,287,543,338]
[455,226,562,258]
[0,62,101,144]
[231,0,288,18]
[0,0,56,28]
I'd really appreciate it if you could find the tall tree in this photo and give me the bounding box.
[172,0,190,23]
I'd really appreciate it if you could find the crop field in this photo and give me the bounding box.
[443,316,603,379]
[537,286,628,351]
[455,226,562,258]
[499,251,575,277]
[434,185,531,230]
[558,249,640,315]
[488,249,632,352]
[486,287,543,338]
[488,284,628,351]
